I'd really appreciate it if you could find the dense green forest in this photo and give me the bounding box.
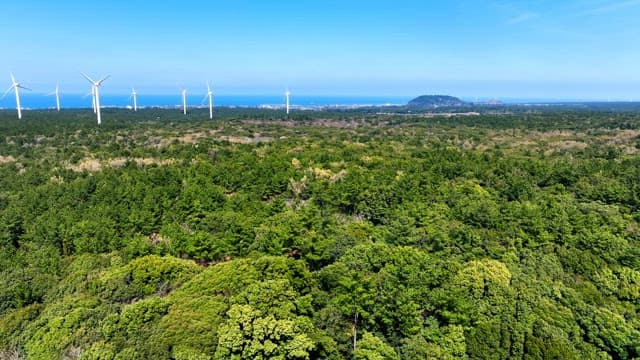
[0,107,639,359]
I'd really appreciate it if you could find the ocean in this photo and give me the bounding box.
[0,94,412,110]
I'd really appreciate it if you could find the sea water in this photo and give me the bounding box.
[0,94,412,110]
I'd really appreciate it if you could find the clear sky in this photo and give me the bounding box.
[1,0,640,99]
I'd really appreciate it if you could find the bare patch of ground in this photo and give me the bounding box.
[550,140,588,151]
[108,158,176,168]
[0,155,16,164]
[69,157,176,172]
[70,158,102,172]
[143,129,223,148]
[217,135,273,144]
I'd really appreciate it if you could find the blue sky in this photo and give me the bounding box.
[1,0,640,99]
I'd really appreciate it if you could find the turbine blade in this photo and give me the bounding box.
[9,73,16,84]
[201,94,208,105]
[2,85,15,99]
[97,75,110,85]
[80,72,95,84]
[18,85,31,91]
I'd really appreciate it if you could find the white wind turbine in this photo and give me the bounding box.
[47,83,61,111]
[130,88,138,111]
[81,72,110,125]
[2,74,30,119]
[285,89,291,115]
[181,88,187,115]
[202,82,214,119]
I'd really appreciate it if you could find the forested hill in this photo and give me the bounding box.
[407,94,466,108]
[0,109,639,359]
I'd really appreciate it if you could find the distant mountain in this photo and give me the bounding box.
[407,95,466,108]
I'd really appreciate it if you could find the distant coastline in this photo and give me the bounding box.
[1,93,638,111]
[0,94,412,111]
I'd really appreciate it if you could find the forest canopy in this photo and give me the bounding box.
[0,107,639,359]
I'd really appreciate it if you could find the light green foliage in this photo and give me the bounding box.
[173,345,212,360]
[403,325,468,360]
[617,267,640,301]
[579,307,640,357]
[23,297,106,360]
[101,297,171,357]
[153,296,226,355]
[454,259,512,297]
[214,304,315,359]
[353,332,399,360]
[79,341,116,359]
[90,255,200,302]
[438,259,514,327]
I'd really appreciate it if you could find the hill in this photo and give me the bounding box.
[407,94,466,108]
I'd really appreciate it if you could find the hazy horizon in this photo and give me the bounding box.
[2,92,638,112]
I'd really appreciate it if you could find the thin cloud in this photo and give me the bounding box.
[579,0,640,15]
[507,12,540,24]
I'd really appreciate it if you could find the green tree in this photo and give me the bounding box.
[214,304,315,360]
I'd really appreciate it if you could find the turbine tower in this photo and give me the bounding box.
[48,83,61,111]
[2,74,30,119]
[83,87,96,113]
[91,86,96,113]
[202,82,214,119]
[130,88,138,111]
[182,88,187,115]
[81,72,110,125]
[285,89,291,115]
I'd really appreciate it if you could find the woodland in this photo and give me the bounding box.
[0,106,639,359]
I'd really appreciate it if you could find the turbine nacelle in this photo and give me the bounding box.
[81,72,110,87]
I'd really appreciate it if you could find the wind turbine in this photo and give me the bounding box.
[181,88,187,115]
[47,83,61,111]
[81,72,110,125]
[2,74,30,119]
[285,89,291,115]
[130,88,138,111]
[202,82,213,119]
